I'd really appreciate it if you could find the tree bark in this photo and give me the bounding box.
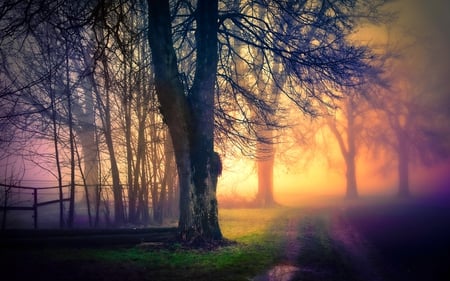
[147,0,222,243]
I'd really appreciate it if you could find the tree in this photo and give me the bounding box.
[1,0,179,228]
[147,0,222,242]
[323,92,374,199]
[146,0,387,242]
[363,16,450,197]
[217,0,388,206]
[370,58,450,197]
[325,96,358,198]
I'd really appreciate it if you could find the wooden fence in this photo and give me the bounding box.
[0,183,70,229]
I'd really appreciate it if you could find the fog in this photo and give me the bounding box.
[1,3,449,281]
[1,0,449,230]
[217,0,450,205]
[218,143,450,206]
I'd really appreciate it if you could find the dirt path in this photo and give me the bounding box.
[252,215,302,281]
[253,207,388,281]
[284,216,302,263]
[330,210,385,281]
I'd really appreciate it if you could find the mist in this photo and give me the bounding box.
[1,0,449,230]
[1,2,450,281]
[217,0,450,206]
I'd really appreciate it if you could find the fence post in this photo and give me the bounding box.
[33,188,38,229]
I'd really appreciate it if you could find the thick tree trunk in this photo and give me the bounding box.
[256,129,276,207]
[345,155,358,198]
[188,0,222,241]
[147,0,222,243]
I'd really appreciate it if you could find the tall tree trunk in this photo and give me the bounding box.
[74,138,93,227]
[130,102,148,224]
[76,45,100,222]
[49,63,65,229]
[75,111,98,225]
[187,0,222,241]
[345,98,358,199]
[81,66,103,227]
[397,130,410,197]
[140,154,150,225]
[327,97,359,199]
[66,39,76,228]
[256,129,276,207]
[164,131,178,219]
[124,93,136,223]
[93,0,125,226]
[253,39,282,207]
[149,112,162,224]
[147,0,222,243]
[101,58,125,225]
[345,154,358,198]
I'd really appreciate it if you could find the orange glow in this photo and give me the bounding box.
[218,0,450,206]
[218,148,450,206]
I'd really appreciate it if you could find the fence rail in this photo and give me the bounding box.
[1,182,179,230]
[1,183,71,229]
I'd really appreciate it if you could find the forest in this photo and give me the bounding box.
[0,0,449,243]
[1,1,450,281]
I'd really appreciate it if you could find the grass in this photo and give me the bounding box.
[2,208,292,281]
[293,210,359,281]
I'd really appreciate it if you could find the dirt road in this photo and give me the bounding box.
[255,198,450,281]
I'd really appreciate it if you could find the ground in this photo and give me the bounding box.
[249,196,450,281]
[1,196,450,281]
[341,197,450,281]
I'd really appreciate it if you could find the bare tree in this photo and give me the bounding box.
[369,59,450,197]
[324,93,368,198]
[146,0,388,242]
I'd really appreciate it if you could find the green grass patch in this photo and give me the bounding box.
[12,208,293,281]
